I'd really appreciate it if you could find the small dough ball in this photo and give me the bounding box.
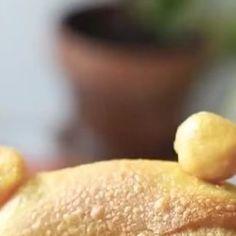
[174,112,236,182]
[0,147,26,205]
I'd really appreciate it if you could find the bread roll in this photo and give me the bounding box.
[0,160,236,235]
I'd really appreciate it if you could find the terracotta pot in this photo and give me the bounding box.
[57,5,206,164]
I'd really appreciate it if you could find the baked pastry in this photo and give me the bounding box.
[0,112,236,235]
[0,159,236,235]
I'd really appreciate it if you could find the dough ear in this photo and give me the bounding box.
[0,147,26,206]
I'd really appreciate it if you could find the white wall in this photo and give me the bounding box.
[0,0,117,163]
[0,0,89,161]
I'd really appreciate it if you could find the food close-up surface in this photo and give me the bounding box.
[0,112,236,235]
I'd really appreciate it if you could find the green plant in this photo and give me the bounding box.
[129,0,190,37]
[126,0,236,52]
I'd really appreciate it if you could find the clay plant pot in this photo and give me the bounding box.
[57,5,206,164]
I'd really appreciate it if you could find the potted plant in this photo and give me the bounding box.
[57,0,234,165]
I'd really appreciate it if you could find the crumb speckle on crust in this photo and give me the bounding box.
[0,160,236,235]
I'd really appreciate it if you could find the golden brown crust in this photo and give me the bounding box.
[173,228,236,236]
[0,147,26,206]
[0,160,236,235]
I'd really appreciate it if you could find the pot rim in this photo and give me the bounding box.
[59,4,205,54]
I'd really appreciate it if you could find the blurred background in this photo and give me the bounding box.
[1,0,236,172]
